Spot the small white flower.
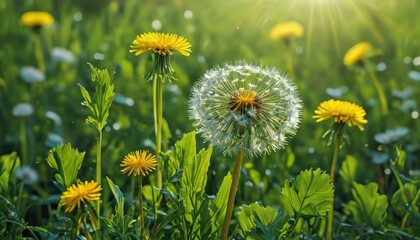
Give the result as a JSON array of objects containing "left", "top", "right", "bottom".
[
  {"left": 51, "top": 47, "right": 75, "bottom": 63},
  {"left": 12, "top": 103, "right": 34, "bottom": 117},
  {"left": 16, "top": 166, "right": 39, "bottom": 185},
  {"left": 19, "top": 66, "right": 45, "bottom": 83}
]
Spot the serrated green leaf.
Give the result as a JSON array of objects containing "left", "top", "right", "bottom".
[
  {"left": 237, "top": 203, "right": 290, "bottom": 240},
  {"left": 79, "top": 63, "right": 115, "bottom": 131},
  {"left": 46, "top": 143, "right": 85, "bottom": 189},
  {"left": 344, "top": 182, "right": 388, "bottom": 228},
  {"left": 280, "top": 168, "right": 334, "bottom": 217}
]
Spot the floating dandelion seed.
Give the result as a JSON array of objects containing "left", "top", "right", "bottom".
[
  {"left": 60, "top": 180, "right": 102, "bottom": 213},
  {"left": 189, "top": 61, "right": 302, "bottom": 157}
]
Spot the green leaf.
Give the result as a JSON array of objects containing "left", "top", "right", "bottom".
[
  {"left": 143, "top": 184, "right": 162, "bottom": 209},
  {"left": 344, "top": 182, "right": 388, "bottom": 228},
  {"left": 46, "top": 143, "right": 85, "bottom": 189},
  {"left": 339, "top": 155, "right": 358, "bottom": 192},
  {"left": 211, "top": 172, "right": 232, "bottom": 229},
  {"left": 79, "top": 63, "right": 115, "bottom": 131},
  {"left": 162, "top": 131, "right": 196, "bottom": 186},
  {"left": 280, "top": 168, "right": 334, "bottom": 217},
  {"left": 237, "top": 203, "right": 290, "bottom": 240},
  {"left": 0, "top": 152, "right": 20, "bottom": 197},
  {"left": 106, "top": 177, "right": 123, "bottom": 207},
  {"left": 391, "top": 183, "right": 419, "bottom": 216}
]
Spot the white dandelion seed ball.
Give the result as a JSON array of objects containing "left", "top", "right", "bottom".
[{"left": 188, "top": 61, "right": 302, "bottom": 157}]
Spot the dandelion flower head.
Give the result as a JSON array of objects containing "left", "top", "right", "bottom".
[
  {"left": 343, "top": 42, "right": 371, "bottom": 66},
  {"left": 189, "top": 61, "right": 302, "bottom": 157},
  {"left": 129, "top": 32, "right": 191, "bottom": 57},
  {"left": 129, "top": 32, "right": 191, "bottom": 82},
  {"left": 121, "top": 150, "right": 157, "bottom": 176},
  {"left": 270, "top": 21, "right": 304, "bottom": 40},
  {"left": 20, "top": 11, "right": 54, "bottom": 28},
  {"left": 313, "top": 99, "right": 368, "bottom": 131},
  {"left": 60, "top": 180, "right": 101, "bottom": 212}
]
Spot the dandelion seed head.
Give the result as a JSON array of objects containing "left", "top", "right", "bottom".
[
  {"left": 16, "top": 166, "right": 39, "bottom": 185},
  {"left": 189, "top": 61, "right": 302, "bottom": 157}
]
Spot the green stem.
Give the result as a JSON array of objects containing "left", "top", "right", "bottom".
[
  {"left": 34, "top": 32, "right": 45, "bottom": 73},
  {"left": 17, "top": 182, "right": 25, "bottom": 218},
  {"left": 221, "top": 149, "right": 243, "bottom": 240},
  {"left": 20, "top": 119, "right": 28, "bottom": 165},
  {"left": 285, "top": 40, "right": 294, "bottom": 77},
  {"left": 364, "top": 62, "right": 388, "bottom": 115},
  {"left": 327, "top": 127, "right": 342, "bottom": 240},
  {"left": 95, "top": 130, "right": 102, "bottom": 237},
  {"left": 139, "top": 175, "right": 144, "bottom": 236},
  {"left": 153, "top": 74, "right": 163, "bottom": 188}
]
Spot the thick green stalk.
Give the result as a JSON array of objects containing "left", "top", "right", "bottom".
[
  {"left": 327, "top": 126, "right": 342, "bottom": 240},
  {"left": 34, "top": 32, "right": 45, "bottom": 73},
  {"left": 364, "top": 62, "right": 388, "bottom": 115},
  {"left": 95, "top": 130, "right": 102, "bottom": 236},
  {"left": 138, "top": 175, "right": 144, "bottom": 236},
  {"left": 221, "top": 149, "right": 243, "bottom": 240},
  {"left": 153, "top": 74, "right": 163, "bottom": 188}
]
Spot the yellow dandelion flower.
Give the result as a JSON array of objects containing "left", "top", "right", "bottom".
[
  {"left": 121, "top": 150, "right": 157, "bottom": 176},
  {"left": 20, "top": 11, "right": 54, "bottom": 28},
  {"left": 270, "top": 21, "right": 304, "bottom": 40},
  {"left": 313, "top": 99, "right": 368, "bottom": 131},
  {"left": 343, "top": 42, "right": 371, "bottom": 65},
  {"left": 60, "top": 181, "right": 101, "bottom": 213},
  {"left": 129, "top": 32, "right": 192, "bottom": 57},
  {"left": 129, "top": 32, "right": 191, "bottom": 82}
]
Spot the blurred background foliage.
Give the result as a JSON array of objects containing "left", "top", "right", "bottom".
[{"left": 1, "top": 0, "right": 419, "bottom": 226}]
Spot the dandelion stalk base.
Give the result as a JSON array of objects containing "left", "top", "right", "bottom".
[{"left": 221, "top": 149, "right": 243, "bottom": 240}]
